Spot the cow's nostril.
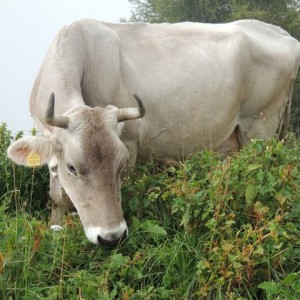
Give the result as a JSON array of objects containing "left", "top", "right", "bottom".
[{"left": 97, "top": 230, "right": 127, "bottom": 248}]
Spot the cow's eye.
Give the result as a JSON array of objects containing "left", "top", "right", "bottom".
[{"left": 67, "top": 164, "right": 77, "bottom": 176}]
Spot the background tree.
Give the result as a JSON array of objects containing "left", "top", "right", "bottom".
[
  {"left": 128, "top": 0, "right": 300, "bottom": 38},
  {"left": 128, "top": 0, "right": 300, "bottom": 132},
  {"left": 129, "top": 0, "right": 232, "bottom": 23}
]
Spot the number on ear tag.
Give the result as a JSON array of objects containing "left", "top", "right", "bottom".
[{"left": 27, "top": 151, "right": 41, "bottom": 167}]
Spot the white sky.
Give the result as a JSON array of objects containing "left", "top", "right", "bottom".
[{"left": 0, "top": 0, "right": 132, "bottom": 134}]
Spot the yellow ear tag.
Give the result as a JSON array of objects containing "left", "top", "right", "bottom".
[{"left": 27, "top": 151, "right": 41, "bottom": 167}]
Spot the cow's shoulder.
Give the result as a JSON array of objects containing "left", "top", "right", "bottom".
[{"left": 57, "top": 19, "right": 119, "bottom": 43}]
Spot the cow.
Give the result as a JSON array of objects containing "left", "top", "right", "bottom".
[{"left": 7, "top": 19, "right": 300, "bottom": 246}]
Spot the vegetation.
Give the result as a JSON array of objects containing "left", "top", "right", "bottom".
[
  {"left": 0, "top": 124, "right": 49, "bottom": 216},
  {"left": 1, "top": 123, "right": 300, "bottom": 299},
  {"left": 128, "top": 0, "right": 300, "bottom": 38},
  {"left": 2, "top": 3, "right": 300, "bottom": 299},
  {"left": 128, "top": 0, "right": 300, "bottom": 134}
]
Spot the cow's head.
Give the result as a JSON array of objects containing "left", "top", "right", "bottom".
[{"left": 7, "top": 93, "right": 145, "bottom": 246}]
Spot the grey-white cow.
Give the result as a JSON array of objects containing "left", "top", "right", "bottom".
[{"left": 7, "top": 19, "right": 300, "bottom": 246}]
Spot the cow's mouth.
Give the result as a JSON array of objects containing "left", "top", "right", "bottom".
[{"left": 97, "top": 229, "right": 127, "bottom": 248}]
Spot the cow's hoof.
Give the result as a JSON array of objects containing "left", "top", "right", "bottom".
[{"left": 50, "top": 225, "right": 63, "bottom": 231}]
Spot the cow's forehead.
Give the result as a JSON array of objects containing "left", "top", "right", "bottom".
[
  {"left": 54, "top": 106, "right": 122, "bottom": 158},
  {"left": 68, "top": 106, "right": 102, "bottom": 125},
  {"left": 63, "top": 106, "right": 115, "bottom": 134}
]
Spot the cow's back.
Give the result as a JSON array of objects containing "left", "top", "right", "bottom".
[{"left": 30, "top": 19, "right": 300, "bottom": 159}]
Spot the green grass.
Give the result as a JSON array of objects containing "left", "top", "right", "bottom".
[{"left": 1, "top": 123, "right": 300, "bottom": 299}]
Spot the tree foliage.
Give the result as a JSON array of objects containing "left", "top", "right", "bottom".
[
  {"left": 129, "top": 0, "right": 232, "bottom": 23},
  {"left": 128, "top": 0, "right": 300, "bottom": 39}
]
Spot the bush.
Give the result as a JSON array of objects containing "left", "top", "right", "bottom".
[{"left": 1, "top": 126, "right": 300, "bottom": 299}]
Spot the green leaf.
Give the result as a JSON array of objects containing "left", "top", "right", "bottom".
[
  {"left": 140, "top": 220, "right": 167, "bottom": 237},
  {"left": 275, "top": 192, "right": 287, "bottom": 205},
  {"left": 281, "top": 272, "right": 299, "bottom": 284},
  {"left": 162, "top": 273, "right": 172, "bottom": 287},
  {"left": 258, "top": 281, "right": 279, "bottom": 294},
  {"left": 245, "top": 183, "right": 257, "bottom": 207},
  {"left": 253, "top": 246, "right": 264, "bottom": 256},
  {"left": 225, "top": 220, "right": 236, "bottom": 227},
  {"left": 109, "top": 254, "right": 129, "bottom": 271},
  {"left": 246, "top": 164, "right": 262, "bottom": 174},
  {"left": 205, "top": 217, "right": 216, "bottom": 230}
]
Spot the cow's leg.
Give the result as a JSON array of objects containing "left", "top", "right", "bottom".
[
  {"left": 217, "top": 126, "right": 241, "bottom": 155},
  {"left": 277, "top": 80, "right": 294, "bottom": 140},
  {"left": 48, "top": 173, "right": 66, "bottom": 227},
  {"left": 49, "top": 174, "right": 74, "bottom": 227},
  {"left": 47, "top": 157, "right": 74, "bottom": 227}
]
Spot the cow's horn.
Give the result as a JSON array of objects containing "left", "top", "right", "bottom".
[
  {"left": 44, "top": 93, "right": 69, "bottom": 129},
  {"left": 117, "top": 94, "right": 146, "bottom": 122}
]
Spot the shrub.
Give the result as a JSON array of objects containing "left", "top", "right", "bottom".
[
  {"left": 1, "top": 126, "right": 300, "bottom": 299},
  {"left": 122, "top": 135, "right": 300, "bottom": 298}
]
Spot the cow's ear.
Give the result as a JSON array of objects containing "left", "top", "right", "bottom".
[{"left": 7, "top": 135, "right": 53, "bottom": 166}]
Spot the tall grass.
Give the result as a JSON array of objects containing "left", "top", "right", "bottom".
[{"left": 1, "top": 123, "right": 300, "bottom": 299}]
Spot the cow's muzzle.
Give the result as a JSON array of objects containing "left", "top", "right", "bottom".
[
  {"left": 97, "top": 229, "right": 127, "bottom": 248},
  {"left": 85, "top": 220, "right": 128, "bottom": 246}
]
